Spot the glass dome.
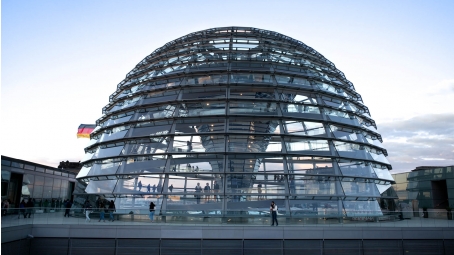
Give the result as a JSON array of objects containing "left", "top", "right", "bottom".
[{"left": 77, "top": 26, "right": 395, "bottom": 220}]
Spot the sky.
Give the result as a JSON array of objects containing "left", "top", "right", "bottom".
[{"left": 1, "top": 0, "right": 453, "bottom": 173}]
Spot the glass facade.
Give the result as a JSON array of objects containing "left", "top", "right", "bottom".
[
  {"left": 77, "top": 27, "right": 395, "bottom": 219},
  {"left": 392, "top": 166, "right": 454, "bottom": 209},
  {"left": 1, "top": 156, "right": 76, "bottom": 209}
]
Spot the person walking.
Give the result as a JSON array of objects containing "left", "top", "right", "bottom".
[
  {"left": 149, "top": 202, "right": 156, "bottom": 222},
  {"left": 108, "top": 200, "right": 116, "bottom": 222},
  {"left": 64, "top": 199, "right": 72, "bottom": 217},
  {"left": 98, "top": 202, "right": 106, "bottom": 222},
  {"left": 270, "top": 201, "right": 278, "bottom": 226},
  {"left": 84, "top": 200, "right": 92, "bottom": 222}
]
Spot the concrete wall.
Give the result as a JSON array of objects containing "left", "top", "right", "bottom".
[{"left": 2, "top": 225, "right": 454, "bottom": 255}]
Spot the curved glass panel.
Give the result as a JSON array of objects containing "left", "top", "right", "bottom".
[
  {"left": 343, "top": 200, "right": 382, "bottom": 217},
  {"left": 230, "top": 102, "right": 276, "bottom": 116},
  {"left": 101, "top": 113, "right": 134, "bottom": 128},
  {"left": 179, "top": 102, "right": 226, "bottom": 116},
  {"left": 175, "top": 118, "right": 225, "bottom": 134},
  {"left": 341, "top": 181, "right": 380, "bottom": 197},
  {"left": 87, "top": 160, "right": 122, "bottom": 176},
  {"left": 230, "top": 73, "right": 272, "bottom": 84},
  {"left": 76, "top": 166, "right": 91, "bottom": 179},
  {"left": 373, "top": 166, "right": 394, "bottom": 181},
  {"left": 141, "top": 90, "right": 179, "bottom": 106},
  {"left": 122, "top": 139, "right": 169, "bottom": 155},
  {"left": 92, "top": 145, "right": 124, "bottom": 159},
  {"left": 181, "top": 87, "right": 225, "bottom": 100},
  {"left": 338, "top": 160, "right": 377, "bottom": 178},
  {"left": 113, "top": 175, "right": 164, "bottom": 195},
  {"left": 116, "top": 156, "right": 167, "bottom": 175},
  {"left": 229, "top": 119, "right": 280, "bottom": 134},
  {"left": 284, "top": 121, "right": 325, "bottom": 136},
  {"left": 98, "top": 129, "right": 129, "bottom": 143},
  {"left": 85, "top": 179, "right": 118, "bottom": 194},
  {"left": 289, "top": 200, "right": 340, "bottom": 217},
  {"left": 230, "top": 87, "right": 274, "bottom": 100},
  {"left": 129, "top": 122, "right": 172, "bottom": 137}
]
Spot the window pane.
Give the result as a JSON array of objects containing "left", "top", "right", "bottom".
[
  {"left": 33, "top": 185, "right": 43, "bottom": 198},
  {"left": 53, "top": 178, "right": 62, "bottom": 188},
  {"left": 1, "top": 160, "right": 11, "bottom": 166},
  {"left": 35, "top": 176, "right": 45, "bottom": 186},
  {"left": 44, "top": 177, "right": 54, "bottom": 187}
]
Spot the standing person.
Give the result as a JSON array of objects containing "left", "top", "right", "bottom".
[
  {"left": 149, "top": 202, "right": 156, "bottom": 222},
  {"left": 1, "top": 199, "right": 9, "bottom": 216},
  {"left": 204, "top": 183, "right": 211, "bottom": 202},
  {"left": 257, "top": 183, "right": 263, "bottom": 200},
  {"left": 108, "top": 200, "right": 116, "bottom": 222},
  {"left": 195, "top": 183, "right": 202, "bottom": 204},
  {"left": 84, "top": 200, "right": 92, "bottom": 222},
  {"left": 147, "top": 184, "right": 151, "bottom": 193},
  {"left": 64, "top": 200, "right": 72, "bottom": 217},
  {"left": 1, "top": 200, "right": 6, "bottom": 216},
  {"left": 43, "top": 199, "right": 49, "bottom": 213},
  {"left": 270, "top": 201, "right": 278, "bottom": 226},
  {"left": 213, "top": 181, "right": 220, "bottom": 202},
  {"left": 19, "top": 199, "right": 26, "bottom": 219},
  {"left": 169, "top": 184, "right": 173, "bottom": 193},
  {"left": 152, "top": 184, "right": 156, "bottom": 193},
  {"left": 98, "top": 202, "right": 105, "bottom": 222},
  {"left": 138, "top": 180, "right": 143, "bottom": 191},
  {"left": 26, "top": 198, "right": 34, "bottom": 218}
]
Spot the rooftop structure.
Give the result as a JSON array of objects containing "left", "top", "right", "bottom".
[
  {"left": 392, "top": 165, "right": 454, "bottom": 212},
  {"left": 76, "top": 27, "right": 395, "bottom": 221}
]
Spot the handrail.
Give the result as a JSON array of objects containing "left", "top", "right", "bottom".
[{"left": 2, "top": 208, "right": 453, "bottom": 228}]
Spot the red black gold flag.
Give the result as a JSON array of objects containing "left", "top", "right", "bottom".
[{"left": 77, "top": 124, "right": 96, "bottom": 138}]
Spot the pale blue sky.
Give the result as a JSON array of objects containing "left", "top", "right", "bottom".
[{"left": 2, "top": 0, "right": 453, "bottom": 173}]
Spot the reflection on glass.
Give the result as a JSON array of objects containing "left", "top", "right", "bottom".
[
  {"left": 230, "top": 101, "right": 276, "bottom": 115},
  {"left": 229, "top": 119, "right": 279, "bottom": 134},
  {"left": 117, "top": 156, "right": 167, "bottom": 175},
  {"left": 85, "top": 179, "right": 118, "bottom": 194},
  {"left": 343, "top": 200, "right": 382, "bottom": 217},
  {"left": 341, "top": 181, "right": 380, "bottom": 197},
  {"left": 285, "top": 121, "right": 325, "bottom": 136},
  {"left": 285, "top": 138, "right": 329, "bottom": 152},
  {"left": 338, "top": 160, "right": 376, "bottom": 178}
]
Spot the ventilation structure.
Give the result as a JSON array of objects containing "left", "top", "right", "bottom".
[{"left": 76, "top": 27, "right": 395, "bottom": 220}]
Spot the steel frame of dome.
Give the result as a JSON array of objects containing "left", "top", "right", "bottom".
[{"left": 76, "top": 26, "right": 395, "bottom": 221}]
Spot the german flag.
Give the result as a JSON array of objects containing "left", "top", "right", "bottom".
[{"left": 77, "top": 124, "right": 96, "bottom": 138}]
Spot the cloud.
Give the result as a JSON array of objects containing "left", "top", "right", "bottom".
[
  {"left": 427, "top": 79, "right": 454, "bottom": 96},
  {"left": 378, "top": 113, "right": 454, "bottom": 173}
]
